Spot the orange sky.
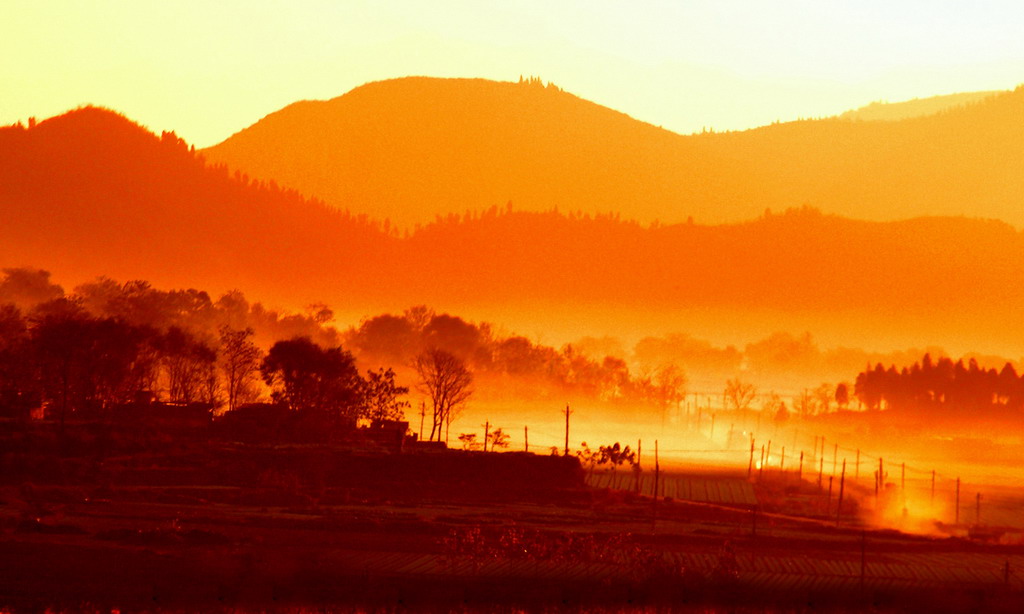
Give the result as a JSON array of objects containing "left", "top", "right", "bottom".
[{"left": 4, "top": 1, "right": 1024, "bottom": 147}]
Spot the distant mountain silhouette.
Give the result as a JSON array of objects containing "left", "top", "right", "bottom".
[
  {"left": 203, "top": 77, "right": 1024, "bottom": 228},
  {"left": 836, "top": 91, "right": 1001, "bottom": 122},
  {"left": 5, "top": 107, "right": 1024, "bottom": 354},
  {"left": 0, "top": 107, "right": 390, "bottom": 303}
]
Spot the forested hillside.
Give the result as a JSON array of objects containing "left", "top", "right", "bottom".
[{"left": 204, "top": 77, "right": 1024, "bottom": 227}]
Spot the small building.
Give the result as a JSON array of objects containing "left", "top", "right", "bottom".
[{"left": 360, "top": 419, "right": 411, "bottom": 452}]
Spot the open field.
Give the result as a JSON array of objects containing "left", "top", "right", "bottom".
[{"left": 2, "top": 421, "right": 1024, "bottom": 612}]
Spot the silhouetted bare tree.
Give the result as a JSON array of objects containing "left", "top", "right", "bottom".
[
  {"left": 161, "top": 327, "right": 216, "bottom": 405},
  {"left": 414, "top": 348, "right": 472, "bottom": 442},
  {"left": 219, "top": 325, "right": 262, "bottom": 413},
  {"left": 653, "top": 363, "right": 687, "bottom": 426},
  {"left": 724, "top": 378, "right": 757, "bottom": 412},
  {"left": 0, "top": 304, "right": 37, "bottom": 419},
  {"left": 813, "top": 383, "right": 834, "bottom": 415}
]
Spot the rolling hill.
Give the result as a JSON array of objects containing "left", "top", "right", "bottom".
[
  {"left": 836, "top": 91, "right": 1001, "bottom": 121},
  {"left": 202, "top": 77, "right": 1024, "bottom": 228},
  {"left": 4, "top": 106, "right": 1024, "bottom": 355},
  {"left": 0, "top": 107, "right": 392, "bottom": 307}
]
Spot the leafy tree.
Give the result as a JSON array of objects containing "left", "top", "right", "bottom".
[
  {"left": 349, "top": 314, "right": 419, "bottom": 363},
  {"left": 260, "top": 337, "right": 364, "bottom": 423},
  {"left": 458, "top": 432, "right": 481, "bottom": 450},
  {"left": 598, "top": 442, "right": 637, "bottom": 472},
  {"left": 576, "top": 442, "right": 600, "bottom": 475},
  {"left": 31, "top": 303, "right": 157, "bottom": 425},
  {"left": 422, "top": 314, "right": 488, "bottom": 365},
  {"left": 0, "top": 304, "right": 38, "bottom": 418},
  {"left": 487, "top": 427, "right": 510, "bottom": 450},
  {"left": 852, "top": 354, "right": 1023, "bottom": 415},
  {"left": 31, "top": 306, "right": 91, "bottom": 428},
  {"left": 0, "top": 268, "right": 63, "bottom": 311},
  {"left": 774, "top": 401, "right": 790, "bottom": 424},
  {"left": 835, "top": 382, "right": 850, "bottom": 410},
  {"left": 362, "top": 367, "right": 410, "bottom": 421}
]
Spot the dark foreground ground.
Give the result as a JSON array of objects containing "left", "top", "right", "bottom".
[{"left": 2, "top": 420, "right": 1024, "bottom": 613}]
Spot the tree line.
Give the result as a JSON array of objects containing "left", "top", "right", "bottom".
[
  {"left": 0, "top": 269, "right": 415, "bottom": 428},
  {"left": 0, "top": 268, "right": 694, "bottom": 433},
  {"left": 346, "top": 308, "right": 687, "bottom": 408},
  {"left": 854, "top": 354, "right": 1024, "bottom": 414},
  {"left": 2, "top": 299, "right": 394, "bottom": 414}
]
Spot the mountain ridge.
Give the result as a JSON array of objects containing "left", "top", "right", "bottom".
[
  {"left": 202, "top": 77, "right": 1024, "bottom": 229},
  {"left": 4, "top": 105, "right": 1024, "bottom": 355},
  {"left": 836, "top": 91, "right": 1001, "bottom": 122}
]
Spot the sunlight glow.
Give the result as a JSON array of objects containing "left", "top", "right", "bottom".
[{"left": 4, "top": 1, "right": 1024, "bottom": 146}]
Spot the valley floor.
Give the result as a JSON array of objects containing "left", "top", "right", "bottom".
[{"left": 1, "top": 424, "right": 1023, "bottom": 612}]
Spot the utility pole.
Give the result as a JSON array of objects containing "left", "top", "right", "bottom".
[
  {"left": 524, "top": 426, "right": 528, "bottom": 452},
  {"left": 636, "top": 439, "right": 642, "bottom": 495},
  {"left": 818, "top": 455, "right": 824, "bottom": 488},
  {"left": 955, "top": 477, "right": 961, "bottom": 524},
  {"left": 563, "top": 403, "right": 572, "bottom": 456},
  {"left": 827, "top": 476, "right": 834, "bottom": 513},
  {"left": 780, "top": 447, "right": 786, "bottom": 473},
  {"left": 798, "top": 451, "right": 804, "bottom": 480},
  {"left": 748, "top": 437, "right": 755, "bottom": 478},
  {"left": 654, "top": 440, "right": 660, "bottom": 500},
  {"left": 419, "top": 400, "right": 426, "bottom": 441},
  {"left": 836, "top": 459, "right": 846, "bottom": 527},
  {"left": 759, "top": 444, "right": 765, "bottom": 480},
  {"left": 901, "top": 462, "right": 906, "bottom": 510},
  {"left": 653, "top": 440, "right": 661, "bottom": 527},
  {"left": 483, "top": 420, "right": 490, "bottom": 453}
]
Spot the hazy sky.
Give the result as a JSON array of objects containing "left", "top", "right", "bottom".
[{"left": 5, "top": 1, "right": 1024, "bottom": 146}]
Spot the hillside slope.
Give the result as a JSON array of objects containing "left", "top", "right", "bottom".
[
  {"left": 202, "top": 77, "right": 1024, "bottom": 228},
  {"left": 836, "top": 91, "right": 1000, "bottom": 121},
  {"left": 4, "top": 108, "right": 1024, "bottom": 353},
  {"left": 0, "top": 107, "right": 391, "bottom": 305}
]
